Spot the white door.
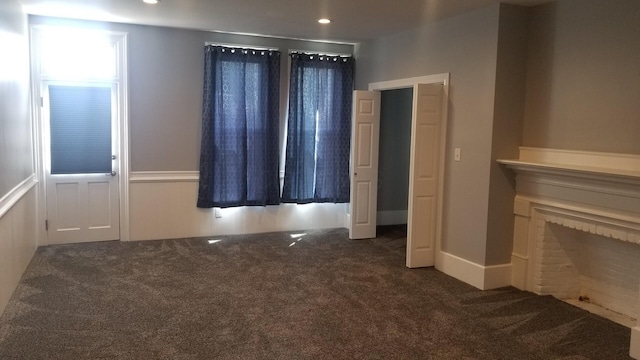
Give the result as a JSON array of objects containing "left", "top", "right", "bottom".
[
  {"left": 349, "top": 90, "right": 381, "bottom": 239},
  {"left": 406, "top": 84, "right": 443, "bottom": 267},
  {"left": 44, "top": 83, "right": 120, "bottom": 245}
]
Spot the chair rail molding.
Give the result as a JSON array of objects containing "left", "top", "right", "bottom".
[
  {"left": 129, "top": 171, "right": 200, "bottom": 183},
  {"left": 0, "top": 175, "right": 37, "bottom": 219}
]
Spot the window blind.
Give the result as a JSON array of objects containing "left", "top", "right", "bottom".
[{"left": 49, "top": 85, "right": 112, "bottom": 174}]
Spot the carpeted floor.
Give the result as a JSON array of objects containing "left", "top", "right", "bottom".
[{"left": 0, "top": 226, "right": 632, "bottom": 359}]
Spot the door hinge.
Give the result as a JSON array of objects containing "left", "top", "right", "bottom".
[
  {"left": 41, "top": 97, "right": 44, "bottom": 107},
  {"left": 45, "top": 219, "right": 48, "bottom": 231}
]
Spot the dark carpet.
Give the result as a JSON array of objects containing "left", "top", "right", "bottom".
[{"left": 0, "top": 226, "right": 632, "bottom": 359}]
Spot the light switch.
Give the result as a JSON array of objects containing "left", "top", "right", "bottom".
[
  {"left": 454, "top": 148, "right": 461, "bottom": 162},
  {"left": 214, "top": 208, "right": 222, "bottom": 218}
]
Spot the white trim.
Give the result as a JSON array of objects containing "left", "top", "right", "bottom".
[
  {"left": 205, "top": 42, "right": 279, "bottom": 51},
  {"left": 129, "top": 181, "right": 348, "bottom": 241},
  {"left": 129, "top": 171, "right": 200, "bottom": 183},
  {"left": 499, "top": 147, "right": 640, "bottom": 184},
  {"left": 519, "top": 147, "right": 640, "bottom": 169},
  {"left": 288, "top": 49, "right": 353, "bottom": 57},
  {"left": 483, "top": 263, "right": 513, "bottom": 290},
  {"left": 512, "top": 199, "right": 640, "bottom": 293},
  {"left": 517, "top": 195, "right": 640, "bottom": 226},
  {"left": 437, "top": 251, "right": 512, "bottom": 290},
  {"left": 0, "top": 175, "right": 37, "bottom": 219},
  {"left": 498, "top": 160, "right": 640, "bottom": 186},
  {"left": 367, "top": 73, "right": 450, "bottom": 268},
  {"left": 631, "top": 327, "right": 640, "bottom": 359},
  {"left": 29, "top": 25, "right": 47, "bottom": 248},
  {"left": 368, "top": 74, "right": 449, "bottom": 92},
  {"left": 209, "top": 29, "right": 356, "bottom": 46},
  {"left": 118, "top": 32, "right": 130, "bottom": 242},
  {"left": 376, "top": 210, "right": 407, "bottom": 225},
  {"left": 510, "top": 253, "right": 529, "bottom": 290}
]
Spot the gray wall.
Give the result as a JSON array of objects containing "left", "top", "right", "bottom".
[
  {"left": 356, "top": 5, "right": 500, "bottom": 264},
  {"left": 0, "top": 0, "right": 38, "bottom": 318},
  {"left": 485, "top": 4, "right": 529, "bottom": 265},
  {"left": 30, "top": 16, "right": 354, "bottom": 172},
  {"left": 378, "top": 88, "right": 412, "bottom": 213},
  {"left": 0, "top": 0, "right": 32, "bottom": 197},
  {"left": 523, "top": 0, "right": 640, "bottom": 154},
  {"left": 358, "top": 0, "right": 640, "bottom": 267}
]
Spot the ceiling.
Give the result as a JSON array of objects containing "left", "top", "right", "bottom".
[{"left": 19, "top": 0, "right": 551, "bottom": 44}]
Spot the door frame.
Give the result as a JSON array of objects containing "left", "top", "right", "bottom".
[
  {"left": 30, "top": 26, "right": 130, "bottom": 245},
  {"left": 368, "top": 73, "right": 450, "bottom": 267}
]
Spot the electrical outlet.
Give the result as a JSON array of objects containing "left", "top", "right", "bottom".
[
  {"left": 214, "top": 208, "right": 222, "bottom": 218},
  {"left": 454, "top": 148, "right": 461, "bottom": 162}
]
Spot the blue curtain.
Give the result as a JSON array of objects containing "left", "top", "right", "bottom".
[
  {"left": 282, "top": 53, "right": 355, "bottom": 204},
  {"left": 197, "top": 46, "right": 281, "bottom": 208}
]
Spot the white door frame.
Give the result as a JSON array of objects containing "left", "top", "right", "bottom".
[
  {"left": 368, "top": 73, "right": 450, "bottom": 266},
  {"left": 29, "top": 26, "right": 130, "bottom": 245}
]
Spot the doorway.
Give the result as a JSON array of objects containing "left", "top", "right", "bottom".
[
  {"left": 377, "top": 88, "right": 413, "bottom": 227},
  {"left": 350, "top": 74, "right": 449, "bottom": 268},
  {"left": 31, "top": 26, "right": 129, "bottom": 245}
]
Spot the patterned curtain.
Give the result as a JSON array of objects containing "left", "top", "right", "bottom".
[
  {"left": 197, "top": 46, "right": 281, "bottom": 208},
  {"left": 282, "top": 53, "right": 355, "bottom": 204}
]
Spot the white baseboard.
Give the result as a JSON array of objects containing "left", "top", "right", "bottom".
[
  {"left": 510, "top": 253, "right": 529, "bottom": 290},
  {"left": 376, "top": 210, "right": 407, "bottom": 225},
  {"left": 483, "top": 262, "right": 513, "bottom": 290},
  {"left": 631, "top": 327, "right": 640, "bottom": 359},
  {"left": 436, "top": 251, "right": 512, "bottom": 290}
]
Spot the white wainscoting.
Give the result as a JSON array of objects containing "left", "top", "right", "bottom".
[
  {"left": 0, "top": 178, "right": 37, "bottom": 316},
  {"left": 129, "top": 171, "right": 349, "bottom": 241}
]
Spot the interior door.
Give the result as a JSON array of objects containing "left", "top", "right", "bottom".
[
  {"left": 44, "top": 83, "right": 120, "bottom": 245},
  {"left": 349, "top": 90, "right": 381, "bottom": 239},
  {"left": 406, "top": 84, "right": 443, "bottom": 267}
]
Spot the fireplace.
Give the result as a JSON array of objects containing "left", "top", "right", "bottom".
[
  {"left": 499, "top": 147, "right": 640, "bottom": 358},
  {"left": 533, "top": 210, "right": 640, "bottom": 320}
]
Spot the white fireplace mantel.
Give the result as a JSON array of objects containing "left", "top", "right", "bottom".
[
  {"left": 498, "top": 147, "right": 640, "bottom": 359},
  {"left": 499, "top": 147, "right": 640, "bottom": 184}
]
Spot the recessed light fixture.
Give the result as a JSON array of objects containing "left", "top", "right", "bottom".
[
  {"left": 143, "top": 0, "right": 159, "bottom": 4},
  {"left": 318, "top": 18, "right": 331, "bottom": 24}
]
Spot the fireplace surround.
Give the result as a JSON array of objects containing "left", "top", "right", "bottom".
[{"left": 499, "top": 147, "right": 640, "bottom": 358}]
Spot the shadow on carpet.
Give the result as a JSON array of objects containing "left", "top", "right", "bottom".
[{"left": 0, "top": 227, "right": 632, "bottom": 359}]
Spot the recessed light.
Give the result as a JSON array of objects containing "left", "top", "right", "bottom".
[
  {"left": 318, "top": 18, "right": 331, "bottom": 24},
  {"left": 143, "top": 0, "right": 159, "bottom": 4}
]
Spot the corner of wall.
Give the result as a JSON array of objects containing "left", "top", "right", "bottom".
[
  {"left": 437, "top": 250, "right": 512, "bottom": 290},
  {"left": 631, "top": 327, "right": 640, "bottom": 359},
  {"left": 485, "top": 2, "right": 530, "bottom": 266}
]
